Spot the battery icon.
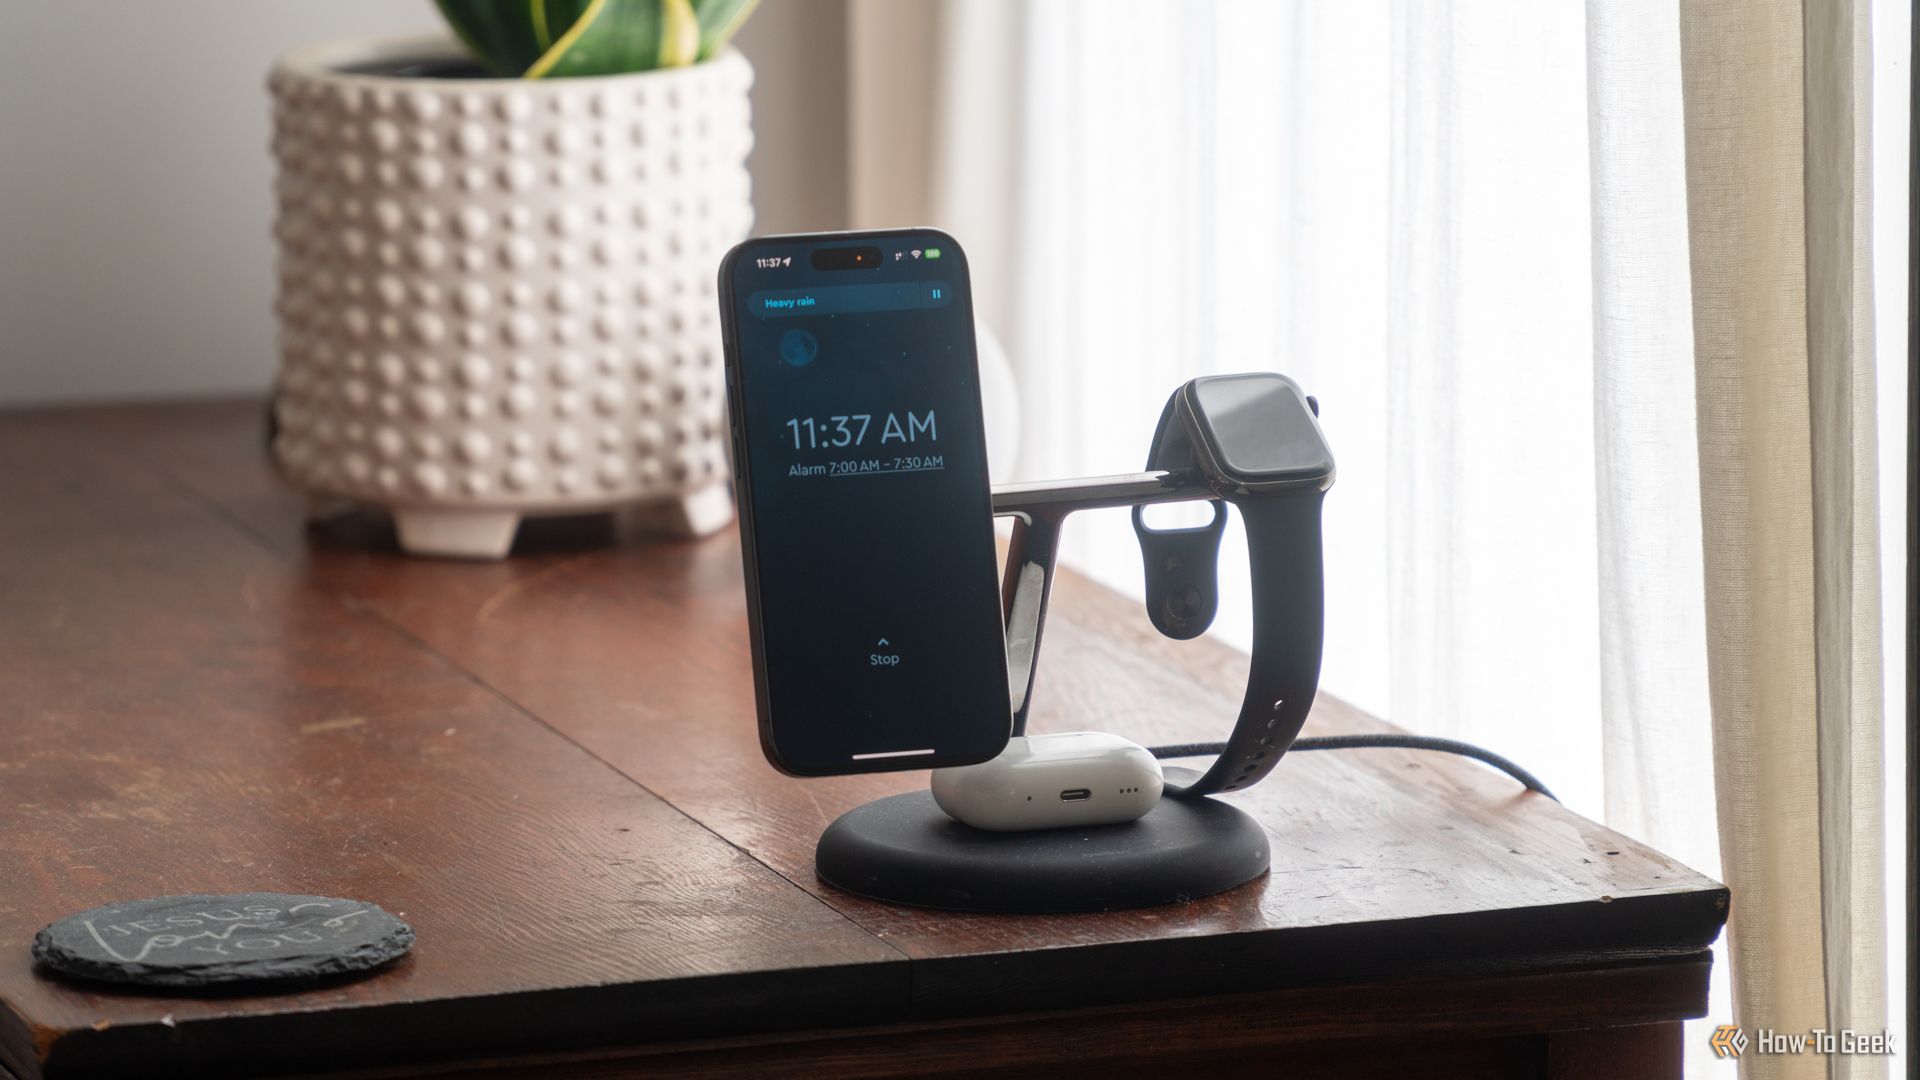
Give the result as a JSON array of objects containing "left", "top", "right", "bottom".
[{"left": 923, "top": 247, "right": 942, "bottom": 259}]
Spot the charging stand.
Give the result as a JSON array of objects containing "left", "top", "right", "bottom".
[{"left": 814, "top": 468, "right": 1275, "bottom": 914}]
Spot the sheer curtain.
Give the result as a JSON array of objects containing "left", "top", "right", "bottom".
[
  {"left": 1001, "top": 2, "right": 1706, "bottom": 839},
  {"left": 849, "top": 1, "right": 1906, "bottom": 1075}
]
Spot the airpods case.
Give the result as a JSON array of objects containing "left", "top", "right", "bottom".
[{"left": 930, "top": 732, "right": 1164, "bottom": 832}]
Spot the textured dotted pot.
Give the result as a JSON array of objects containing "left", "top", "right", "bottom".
[{"left": 267, "top": 36, "right": 751, "bottom": 558}]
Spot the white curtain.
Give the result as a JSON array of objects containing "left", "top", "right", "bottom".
[
  {"left": 993, "top": 1, "right": 1713, "bottom": 840},
  {"left": 848, "top": 2, "right": 1905, "bottom": 1075},
  {"left": 1679, "top": 1, "right": 1887, "bottom": 1076},
  {"left": 1587, "top": 0, "right": 1720, "bottom": 882}
]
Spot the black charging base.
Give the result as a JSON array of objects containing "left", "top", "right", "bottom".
[{"left": 814, "top": 791, "right": 1270, "bottom": 914}]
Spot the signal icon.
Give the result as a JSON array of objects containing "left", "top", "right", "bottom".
[{"left": 910, "top": 249, "right": 922, "bottom": 259}]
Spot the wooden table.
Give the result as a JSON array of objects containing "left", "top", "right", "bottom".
[{"left": 0, "top": 401, "right": 1727, "bottom": 1079}]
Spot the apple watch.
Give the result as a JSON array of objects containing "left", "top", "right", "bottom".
[{"left": 1132, "top": 372, "right": 1334, "bottom": 798}]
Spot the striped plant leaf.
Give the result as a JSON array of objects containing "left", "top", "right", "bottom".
[
  {"left": 692, "top": 0, "right": 761, "bottom": 59},
  {"left": 529, "top": 0, "right": 601, "bottom": 54},
  {"left": 526, "top": 0, "right": 701, "bottom": 79},
  {"left": 431, "top": 0, "right": 545, "bottom": 75},
  {"left": 436, "top": 0, "right": 733, "bottom": 78}
]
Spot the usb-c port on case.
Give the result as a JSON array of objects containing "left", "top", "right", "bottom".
[{"left": 1059, "top": 788, "right": 1092, "bottom": 802}]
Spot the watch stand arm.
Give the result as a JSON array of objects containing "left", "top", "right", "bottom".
[{"left": 991, "top": 468, "right": 1213, "bottom": 736}]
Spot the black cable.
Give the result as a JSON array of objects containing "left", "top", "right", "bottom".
[{"left": 1147, "top": 734, "right": 1558, "bottom": 801}]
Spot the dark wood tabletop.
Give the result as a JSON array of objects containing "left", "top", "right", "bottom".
[{"left": 0, "top": 400, "right": 1727, "bottom": 1079}]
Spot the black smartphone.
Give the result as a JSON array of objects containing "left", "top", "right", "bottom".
[{"left": 718, "top": 229, "right": 1012, "bottom": 776}]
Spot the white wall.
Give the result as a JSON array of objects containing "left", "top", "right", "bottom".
[{"left": 0, "top": 0, "right": 849, "bottom": 406}]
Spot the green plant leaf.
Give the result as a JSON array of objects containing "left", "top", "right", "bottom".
[
  {"left": 692, "top": 0, "right": 760, "bottom": 59},
  {"left": 525, "top": 0, "right": 703, "bottom": 78},
  {"left": 434, "top": 0, "right": 599, "bottom": 76},
  {"left": 432, "top": 0, "right": 545, "bottom": 75},
  {"left": 533, "top": 0, "right": 600, "bottom": 52},
  {"left": 659, "top": 0, "right": 702, "bottom": 66}
]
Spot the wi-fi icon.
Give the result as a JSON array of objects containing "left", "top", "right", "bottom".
[{"left": 910, "top": 250, "right": 922, "bottom": 259}]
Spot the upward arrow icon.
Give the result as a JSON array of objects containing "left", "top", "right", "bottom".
[{"left": 876, "top": 638, "right": 889, "bottom": 646}]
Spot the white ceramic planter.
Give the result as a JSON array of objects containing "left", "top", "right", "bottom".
[{"left": 267, "top": 36, "right": 752, "bottom": 557}]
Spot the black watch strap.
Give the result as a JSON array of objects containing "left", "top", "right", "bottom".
[
  {"left": 1134, "top": 390, "right": 1327, "bottom": 799},
  {"left": 1161, "top": 496, "right": 1324, "bottom": 796}
]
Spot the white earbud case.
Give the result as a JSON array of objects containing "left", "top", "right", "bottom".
[{"left": 930, "top": 732, "right": 1164, "bottom": 832}]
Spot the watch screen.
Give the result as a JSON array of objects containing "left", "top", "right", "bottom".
[
  {"left": 724, "top": 234, "right": 1011, "bottom": 773},
  {"left": 1190, "top": 373, "right": 1335, "bottom": 482}
]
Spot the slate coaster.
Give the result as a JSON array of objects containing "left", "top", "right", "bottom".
[{"left": 32, "top": 893, "right": 413, "bottom": 989}]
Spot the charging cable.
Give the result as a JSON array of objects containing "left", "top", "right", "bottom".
[{"left": 1147, "top": 734, "right": 1558, "bottom": 801}]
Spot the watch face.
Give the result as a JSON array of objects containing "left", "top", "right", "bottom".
[{"left": 1186, "top": 373, "right": 1334, "bottom": 485}]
